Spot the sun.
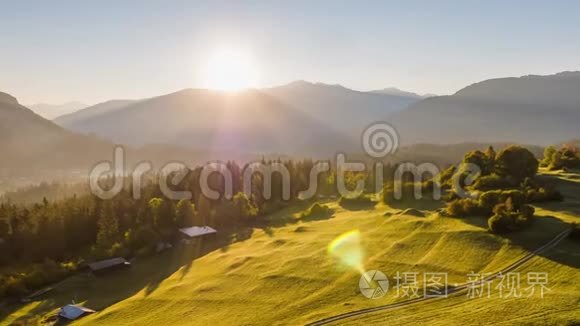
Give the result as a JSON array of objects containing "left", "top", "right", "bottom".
[{"left": 202, "top": 48, "right": 260, "bottom": 91}]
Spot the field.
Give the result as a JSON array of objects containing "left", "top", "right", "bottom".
[{"left": 2, "top": 171, "right": 579, "bottom": 325}]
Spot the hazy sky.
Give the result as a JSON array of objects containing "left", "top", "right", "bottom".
[{"left": 2, "top": 0, "right": 580, "bottom": 104}]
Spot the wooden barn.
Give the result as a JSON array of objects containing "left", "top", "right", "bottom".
[
  {"left": 178, "top": 226, "right": 217, "bottom": 245},
  {"left": 88, "top": 257, "right": 131, "bottom": 275}
]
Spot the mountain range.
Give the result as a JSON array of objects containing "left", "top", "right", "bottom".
[
  {"left": 2, "top": 72, "right": 580, "bottom": 173},
  {"left": 370, "top": 87, "right": 434, "bottom": 98},
  {"left": 55, "top": 88, "right": 357, "bottom": 156},
  {"left": 389, "top": 72, "right": 580, "bottom": 145},
  {"left": 0, "top": 92, "right": 110, "bottom": 170},
  {"left": 53, "top": 81, "right": 423, "bottom": 153}
]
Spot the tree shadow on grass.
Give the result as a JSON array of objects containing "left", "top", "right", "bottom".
[
  {"left": 534, "top": 174, "right": 580, "bottom": 216},
  {"left": 257, "top": 199, "right": 315, "bottom": 228},
  {"left": 386, "top": 198, "right": 445, "bottom": 211},
  {"left": 456, "top": 213, "right": 579, "bottom": 269},
  {"left": 0, "top": 199, "right": 335, "bottom": 323},
  {"left": 0, "top": 228, "right": 247, "bottom": 324},
  {"left": 502, "top": 214, "right": 579, "bottom": 269},
  {"left": 338, "top": 200, "right": 376, "bottom": 211}
]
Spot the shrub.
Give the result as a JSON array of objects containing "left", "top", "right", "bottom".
[
  {"left": 24, "top": 269, "right": 49, "bottom": 289},
  {"left": 488, "top": 201, "right": 534, "bottom": 234},
  {"left": 445, "top": 198, "right": 485, "bottom": 217},
  {"left": 478, "top": 190, "right": 525, "bottom": 212},
  {"left": 125, "top": 225, "right": 160, "bottom": 252},
  {"left": 300, "top": 203, "right": 333, "bottom": 220},
  {"left": 437, "top": 165, "right": 456, "bottom": 189},
  {"left": 0, "top": 258, "right": 79, "bottom": 298},
  {"left": 525, "top": 186, "right": 563, "bottom": 202},
  {"left": 442, "top": 191, "right": 460, "bottom": 202},
  {"left": 545, "top": 145, "right": 580, "bottom": 170},
  {"left": 540, "top": 146, "right": 557, "bottom": 167},
  {"left": 472, "top": 174, "right": 512, "bottom": 191},
  {"left": 462, "top": 150, "right": 494, "bottom": 175},
  {"left": 488, "top": 210, "right": 513, "bottom": 233},
  {"left": 383, "top": 182, "right": 437, "bottom": 204},
  {"left": 60, "top": 261, "right": 78, "bottom": 273},
  {"left": 421, "top": 180, "right": 438, "bottom": 194},
  {"left": 260, "top": 200, "right": 285, "bottom": 215},
  {"left": 233, "top": 192, "right": 258, "bottom": 221},
  {"left": 2, "top": 276, "right": 28, "bottom": 297},
  {"left": 24, "top": 259, "right": 68, "bottom": 289}
]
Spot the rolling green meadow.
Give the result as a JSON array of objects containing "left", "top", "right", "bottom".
[{"left": 3, "top": 169, "right": 578, "bottom": 325}]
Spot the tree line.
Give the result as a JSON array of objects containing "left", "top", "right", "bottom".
[{"left": 0, "top": 158, "right": 404, "bottom": 297}]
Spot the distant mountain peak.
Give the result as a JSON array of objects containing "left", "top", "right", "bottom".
[
  {"left": 283, "top": 80, "right": 350, "bottom": 90},
  {"left": 370, "top": 87, "right": 431, "bottom": 99},
  {"left": 0, "top": 91, "right": 19, "bottom": 105},
  {"left": 315, "top": 82, "right": 349, "bottom": 89},
  {"left": 455, "top": 71, "right": 580, "bottom": 98},
  {"left": 286, "top": 80, "right": 313, "bottom": 86},
  {"left": 550, "top": 71, "right": 580, "bottom": 78}
]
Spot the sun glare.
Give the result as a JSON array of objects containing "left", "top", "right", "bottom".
[{"left": 202, "top": 48, "right": 260, "bottom": 91}]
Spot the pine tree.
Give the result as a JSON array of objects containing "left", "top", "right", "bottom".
[
  {"left": 175, "top": 199, "right": 195, "bottom": 228},
  {"left": 197, "top": 195, "right": 211, "bottom": 226},
  {"left": 96, "top": 202, "right": 119, "bottom": 252},
  {"left": 148, "top": 197, "right": 164, "bottom": 228}
]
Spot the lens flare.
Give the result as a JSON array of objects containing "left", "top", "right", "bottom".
[{"left": 327, "top": 230, "right": 365, "bottom": 274}]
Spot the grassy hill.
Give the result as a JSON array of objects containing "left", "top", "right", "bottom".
[{"left": 2, "top": 172, "right": 579, "bottom": 325}]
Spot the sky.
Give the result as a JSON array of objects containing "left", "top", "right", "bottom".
[{"left": 1, "top": 0, "right": 580, "bottom": 105}]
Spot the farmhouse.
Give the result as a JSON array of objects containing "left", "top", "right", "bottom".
[
  {"left": 88, "top": 257, "right": 131, "bottom": 274},
  {"left": 178, "top": 226, "right": 217, "bottom": 244},
  {"left": 58, "top": 304, "right": 95, "bottom": 320}
]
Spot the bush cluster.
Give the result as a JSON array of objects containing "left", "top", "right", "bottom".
[
  {"left": 382, "top": 181, "right": 438, "bottom": 204},
  {"left": 472, "top": 174, "right": 513, "bottom": 191},
  {"left": 488, "top": 199, "right": 535, "bottom": 233},
  {"left": 441, "top": 145, "right": 565, "bottom": 234},
  {"left": 541, "top": 145, "right": 580, "bottom": 171},
  {"left": 299, "top": 203, "right": 333, "bottom": 219},
  {"left": 0, "top": 259, "right": 77, "bottom": 297},
  {"left": 524, "top": 186, "right": 563, "bottom": 202},
  {"left": 446, "top": 189, "right": 526, "bottom": 217},
  {"left": 445, "top": 198, "right": 485, "bottom": 217}
]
